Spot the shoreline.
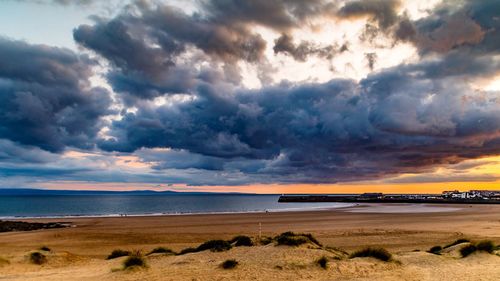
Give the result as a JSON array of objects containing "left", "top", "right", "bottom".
[
  {"left": 0, "top": 204, "right": 353, "bottom": 220},
  {"left": 0, "top": 202, "right": 470, "bottom": 220}
]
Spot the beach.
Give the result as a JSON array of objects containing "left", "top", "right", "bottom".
[{"left": 0, "top": 204, "right": 499, "bottom": 280}]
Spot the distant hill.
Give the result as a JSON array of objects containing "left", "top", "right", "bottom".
[{"left": 0, "top": 188, "right": 255, "bottom": 196}]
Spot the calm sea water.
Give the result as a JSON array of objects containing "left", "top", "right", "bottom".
[{"left": 0, "top": 195, "right": 351, "bottom": 218}]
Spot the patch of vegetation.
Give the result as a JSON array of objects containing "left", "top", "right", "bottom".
[
  {"left": 197, "top": 240, "right": 232, "bottom": 252},
  {"left": 147, "top": 247, "right": 174, "bottom": 255},
  {"left": 259, "top": 236, "right": 273, "bottom": 245},
  {"left": 107, "top": 249, "right": 131, "bottom": 260},
  {"left": 178, "top": 239, "right": 232, "bottom": 255},
  {"left": 349, "top": 247, "right": 392, "bottom": 262},
  {"left": 220, "top": 259, "right": 238, "bottom": 269},
  {"left": 29, "top": 252, "right": 47, "bottom": 265},
  {"left": 276, "top": 234, "right": 307, "bottom": 246},
  {"left": 178, "top": 247, "right": 197, "bottom": 255},
  {"left": 476, "top": 240, "right": 495, "bottom": 253},
  {"left": 39, "top": 246, "right": 51, "bottom": 252},
  {"left": 316, "top": 256, "right": 328, "bottom": 269},
  {"left": 274, "top": 232, "right": 322, "bottom": 247},
  {"left": 230, "top": 235, "right": 254, "bottom": 247},
  {"left": 0, "top": 220, "right": 69, "bottom": 232},
  {"left": 460, "top": 240, "right": 496, "bottom": 258},
  {"left": 460, "top": 244, "right": 477, "bottom": 257},
  {"left": 444, "top": 238, "right": 470, "bottom": 249},
  {"left": 123, "top": 254, "right": 146, "bottom": 269},
  {"left": 428, "top": 246, "right": 442, "bottom": 255}
]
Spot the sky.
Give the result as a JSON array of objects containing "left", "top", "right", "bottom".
[{"left": 0, "top": 0, "right": 499, "bottom": 193}]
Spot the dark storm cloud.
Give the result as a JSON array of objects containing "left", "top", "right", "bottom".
[
  {"left": 0, "top": 37, "right": 112, "bottom": 152},
  {"left": 338, "top": 0, "right": 400, "bottom": 29},
  {"left": 73, "top": 2, "right": 270, "bottom": 99},
  {"left": 78, "top": 0, "right": 500, "bottom": 184},
  {"left": 273, "top": 33, "right": 336, "bottom": 61},
  {"left": 401, "top": 11, "right": 485, "bottom": 54},
  {"left": 202, "top": 0, "right": 336, "bottom": 32},
  {"left": 99, "top": 63, "right": 500, "bottom": 183},
  {"left": 4, "top": 0, "right": 499, "bottom": 186},
  {"left": 392, "top": 0, "right": 499, "bottom": 57}
]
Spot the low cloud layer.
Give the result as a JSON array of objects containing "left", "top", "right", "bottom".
[{"left": 1, "top": 0, "right": 499, "bottom": 187}]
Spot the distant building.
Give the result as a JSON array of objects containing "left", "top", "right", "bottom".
[
  {"left": 442, "top": 190, "right": 500, "bottom": 200},
  {"left": 360, "top": 193, "right": 383, "bottom": 199}
]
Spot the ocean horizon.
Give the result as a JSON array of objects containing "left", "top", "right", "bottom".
[{"left": 0, "top": 193, "right": 352, "bottom": 219}]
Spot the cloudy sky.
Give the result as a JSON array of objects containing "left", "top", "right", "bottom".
[{"left": 0, "top": 0, "right": 499, "bottom": 193}]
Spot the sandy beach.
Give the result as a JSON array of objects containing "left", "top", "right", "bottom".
[{"left": 0, "top": 204, "right": 499, "bottom": 280}]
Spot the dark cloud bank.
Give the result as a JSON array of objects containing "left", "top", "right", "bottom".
[
  {"left": 1, "top": 0, "right": 500, "bottom": 185},
  {"left": 0, "top": 38, "right": 112, "bottom": 153}
]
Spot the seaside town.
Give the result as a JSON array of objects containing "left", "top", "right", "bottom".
[{"left": 279, "top": 190, "right": 500, "bottom": 204}]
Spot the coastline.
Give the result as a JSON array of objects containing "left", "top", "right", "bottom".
[
  {"left": 0, "top": 204, "right": 499, "bottom": 280},
  {"left": 0, "top": 202, "right": 467, "bottom": 220}
]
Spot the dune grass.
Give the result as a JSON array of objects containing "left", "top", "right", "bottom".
[
  {"left": 178, "top": 239, "right": 232, "bottom": 255},
  {"left": 428, "top": 246, "right": 442, "bottom": 255},
  {"left": 349, "top": 247, "right": 392, "bottom": 262},
  {"left": 274, "top": 232, "right": 322, "bottom": 247},
  {"left": 444, "top": 238, "right": 470, "bottom": 249},
  {"left": 220, "top": 259, "right": 238, "bottom": 269},
  {"left": 147, "top": 247, "right": 174, "bottom": 255},
  {"left": 107, "top": 249, "right": 131, "bottom": 260},
  {"left": 175, "top": 232, "right": 321, "bottom": 255},
  {"left": 316, "top": 256, "right": 328, "bottom": 269},
  {"left": 29, "top": 252, "right": 47, "bottom": 265},
  {"left": 230, "top": 235, "right": 254, "bottom": 247},
  {"left": 460, "top": 240, "right": 496, "bottom": 257},
  {"left": 178, "top": 247, "right": 197, "bottom": 255},
  {"left": 197, "top": 240, "right": 232, "bottom": 252},
  {"left": 123, "top": 253, "right": 146, "bottom": 269},
  {"left": 39, "top": 246, "right": 51, "bottom": 252},
  {"left": 259, "top": 236, "right": 273, "bottom": 245}
]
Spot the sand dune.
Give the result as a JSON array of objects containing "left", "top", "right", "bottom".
[{"left": 0, "top": 204, "right": 499, "bottom": 280}]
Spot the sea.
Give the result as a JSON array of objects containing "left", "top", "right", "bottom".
[{"left": 0, "top": 194, "right": 352, "bottom": 219}]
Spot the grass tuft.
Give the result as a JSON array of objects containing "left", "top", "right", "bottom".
[
  {"left": 178, "top": 239, "right": 232, "bottom": 255},
  {"left": 196, "top": 240, "right": 232, "bottom": 252},
  {"left": 274, "top": 232, "right": 322, "bottom": 247},
  {"left": 316, "top": 256, "right": 328, "bottom": 269},
  {"left": 178, "top": 247, "right": 197, "bottom": 255},
  {"left": 259, "top": 236, "right": 273, "bottom": 245},
  {"left": 220, "top": 259, "right": 238, "bottom": 269},
  {"left": 460, "top": 244, "right": 477, "bottom": 257},
  {"left": 230, "top": 235, "right": 254, "bottom": 247},
  {"left": 476, "top": 240, "right": 495, "bottom": 253},
  {"left": 460, "top": 240, "right": 496, "bottom": 257},
  {"left": 349, "top": 247, "right": 392, "bottom": 262},
  {"left": 123, "top": 254, "right": 146, "bottom": 269},
  {"left": 39, "top": 246, "right": 51, "bottom": 252},
  {"left": 444, "top": 238, "right": 470, "bottom": 249},
  {"left": 107, "top": 249, "right": 130, "bottom": 260},
  {"left": 147, "top": 247, "right": 174, "bottom": 255},
  {"left": 29, "top": 252, "right": 47, "bottom": 265},
  {"left": 428, "top": 246, "right": 442, "bottom": 255}
]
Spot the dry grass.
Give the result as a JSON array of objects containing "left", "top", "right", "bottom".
[{"left": 349, "top": 248, "right": 392, "bottom": 262}]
